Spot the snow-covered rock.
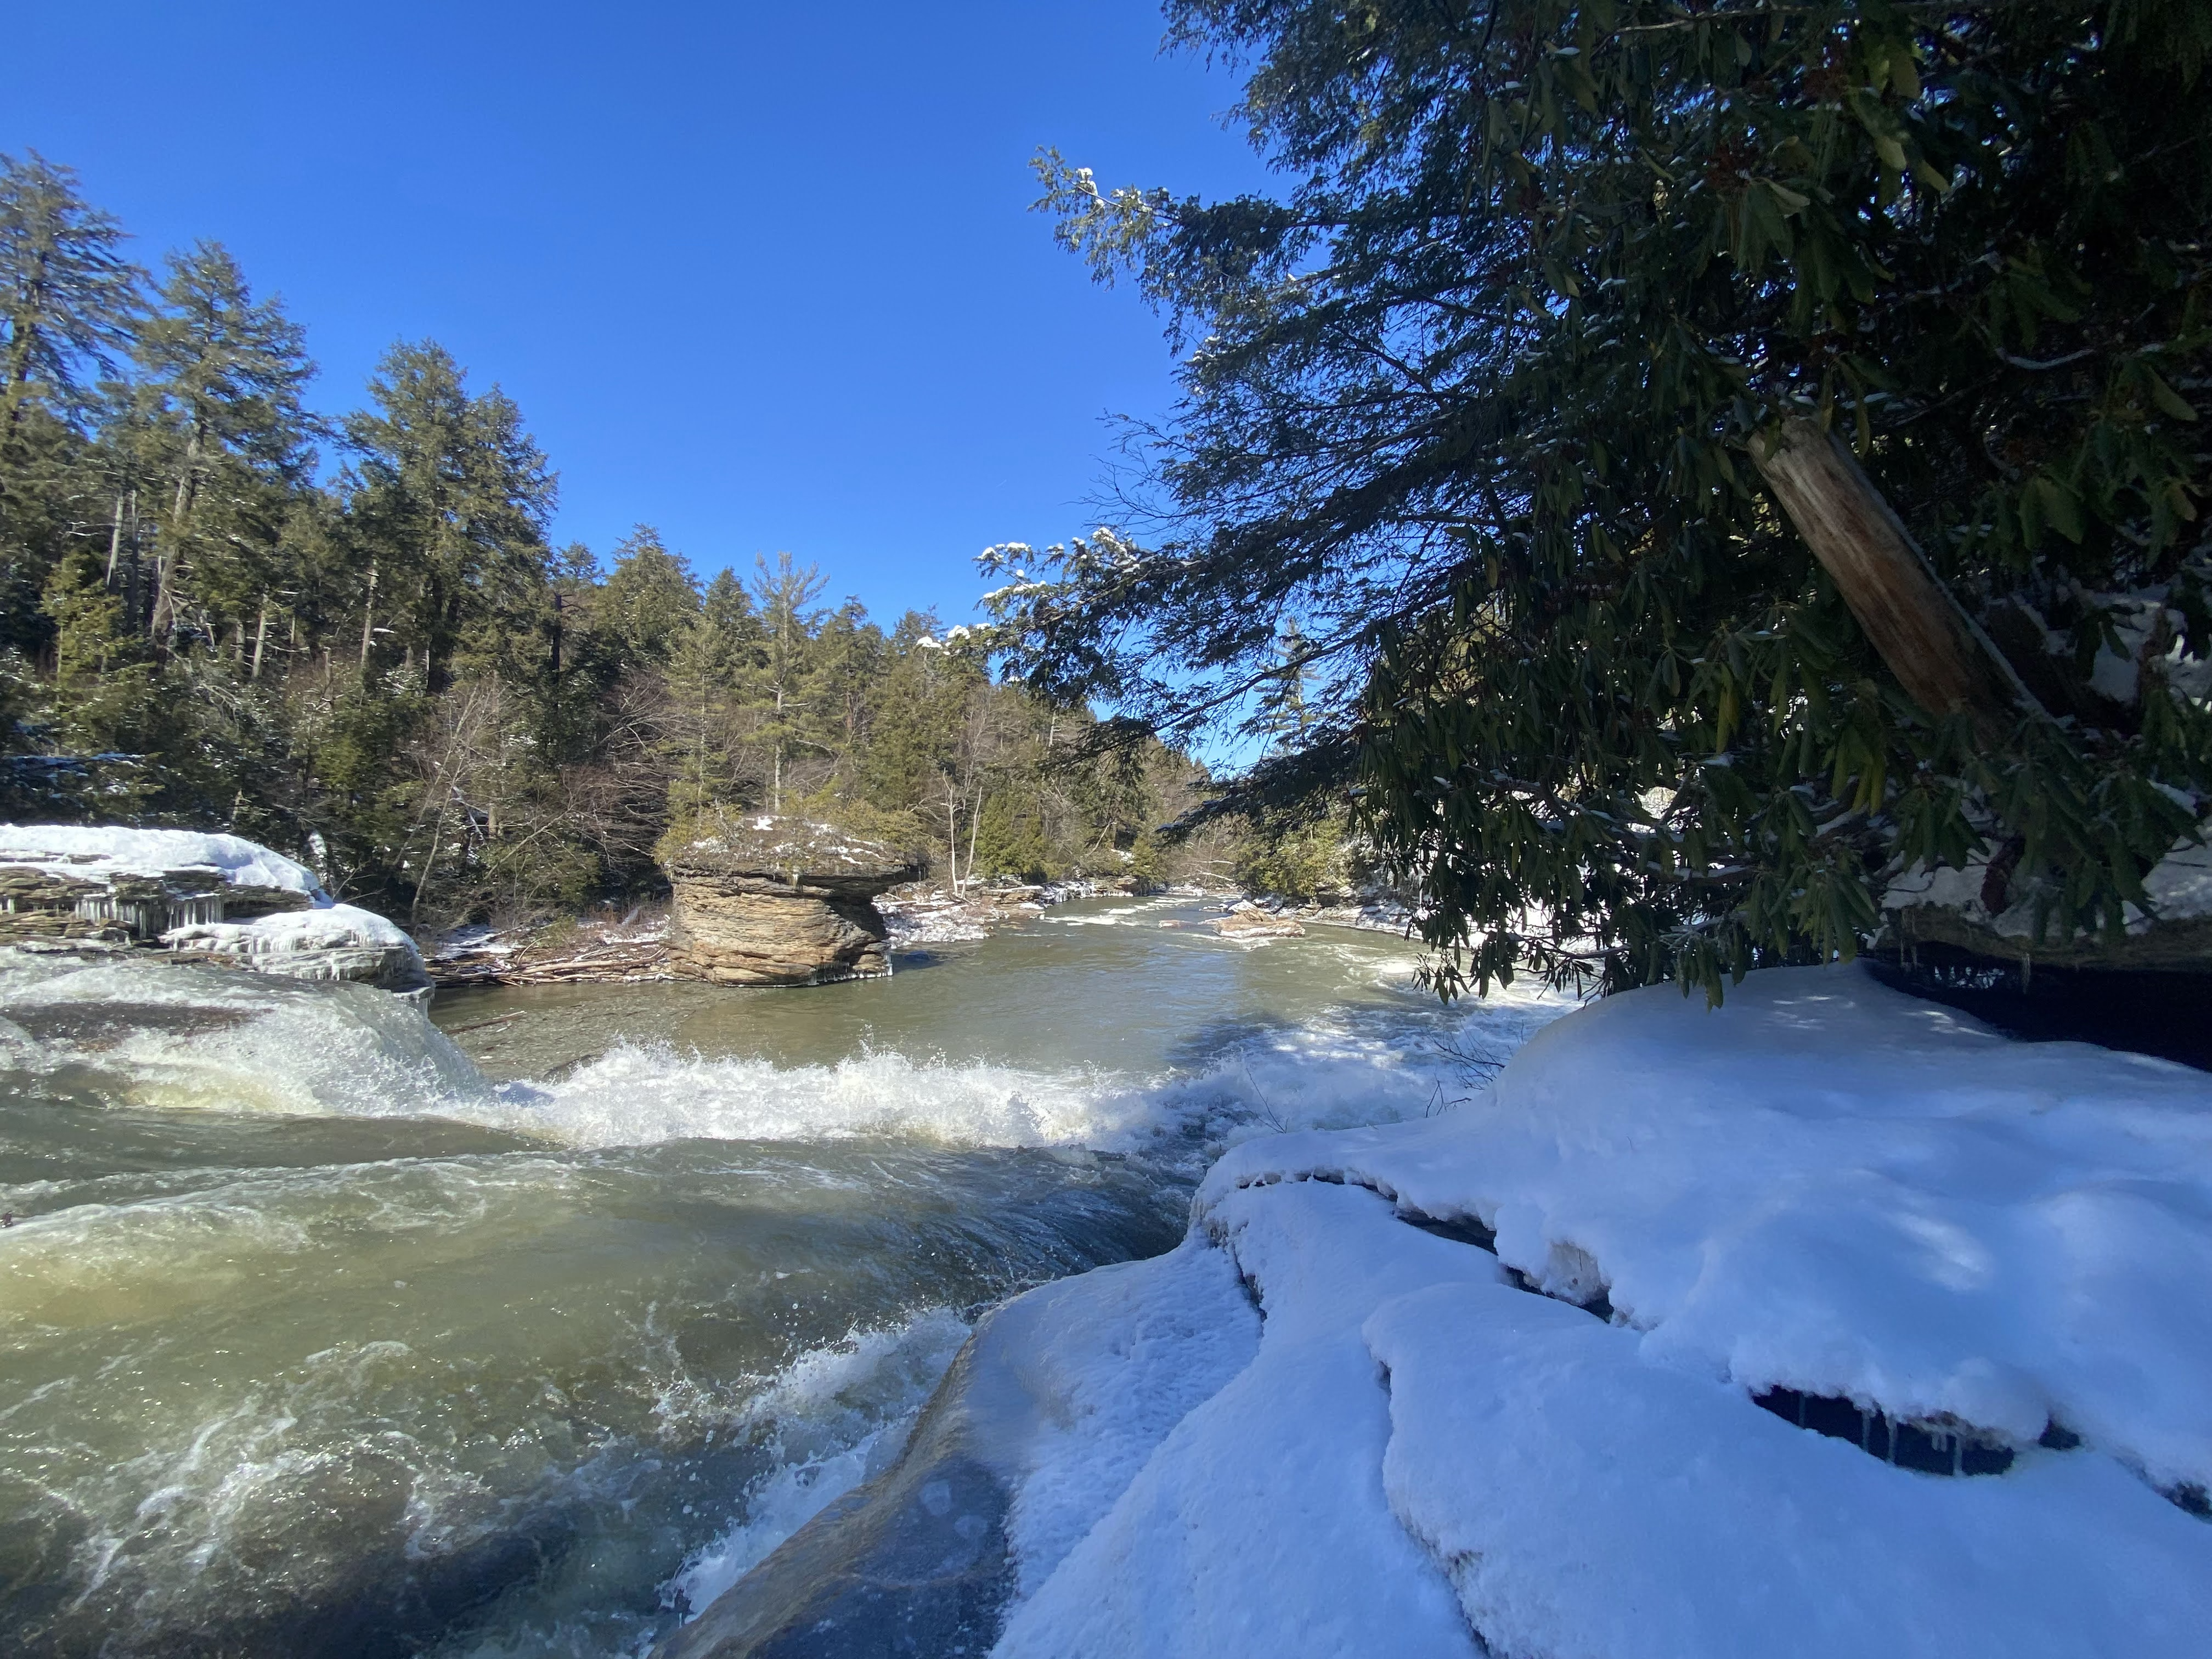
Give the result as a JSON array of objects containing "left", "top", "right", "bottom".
[
  {"left": 672, "top": 963, "right": 2212, "bottom": 1657},
  {"left": 0, "top": 824, "right": 429, "bottom": 997},
  {"left": 0, "top": 823, "right": 325, "bottom": 895},
  {"left": 162, "top": 904, "right": 427, "bottom": 998}
]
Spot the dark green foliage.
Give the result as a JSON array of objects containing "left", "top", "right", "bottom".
[
  {"left": 0, "top": 151, "right": 140, "bottom": 440},
  {"left": 998, "top": 0, "right": 2212, "bottom": 998}
]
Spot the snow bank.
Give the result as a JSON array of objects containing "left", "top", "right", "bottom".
[
  {"left": 831, "top": 964, "right": 2212, "bottom": 1657},
  {"left": 2, "top": 824, "right": 429, "bottom": 992},
  {"left": 0, "top": 824, "right": 325, "bottom": 895},
  {"left": 1202, "top": 964, "right": 2212, "bottom": 1493}
]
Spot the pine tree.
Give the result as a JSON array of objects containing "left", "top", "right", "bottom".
[
  {"left": 132, "top": 241, "right": 318, "bottom": 650},
  {"left": 40, "top": 544, "right": 159, "bottom": 766},
  {"left": 748, "top": 550, "right": 828, "bottom": 811},
  {"left": 0, "top": 151, "right": 140, "bottom": 461},
  {"left": 599, "top": 526, "right": 701, "bottom": 670},
  {"left": 0, "top": 153, "right": 142, "bottom": 664},
  {"left": 663, "top": 567, "right": 753, "bottom": 819},
  {"left": 1258, "top": 619, "right": 1315, "bottom": 757},
  {"left": 343, "top": 341, "right": 555, "bottom": 686}
]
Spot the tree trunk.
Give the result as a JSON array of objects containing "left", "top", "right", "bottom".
[
  {"left": 771, "top": 682, "right": 785, "bottom": 813},
  {"left": 359, "top": 565, "right": 379, "bottom": 670},
  {"left": 125, "top": 491, "right": 142, "bottom": 633},
  {"left": 946, "top": 783, "right": 961, "bottom": 894},
  {"left": 106, "top": 494, "right": 126, "bottom": 586},
  {"left": 1754, "top": 419, "right": 2038, "bottom": 738},
  {"left": 251, "top": 600, "right": 270, "bottom": 680}
]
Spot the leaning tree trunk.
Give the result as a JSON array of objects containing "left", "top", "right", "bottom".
[{"left": 1753, "top": 419, "right": 2038, "bottom": 739}]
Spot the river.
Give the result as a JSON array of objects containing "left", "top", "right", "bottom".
[{"left": 0, "top": 895, "right": 1563, "bottom": 1658}]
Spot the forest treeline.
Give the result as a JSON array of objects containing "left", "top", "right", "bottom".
[{"left": 0, "top": 152, "right": 1218, "bottom": 927}]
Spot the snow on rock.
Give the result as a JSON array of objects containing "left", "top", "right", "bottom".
[
  {"left": 661, "top": 814, "right": 921, "bottom": 985},
  {"left": 966, "top": 963, "right": 2212, "bottom": 1656},
  {"left": 1884, "top": 822, "right": 2212, "bottom": 969},
  {"left": 1366, "top": 1272, "right": 2211, "bottom": 1659},
  {"left": 166, "top": 902, "right": 411, "bottom": 953},
  {"left": 162, "top": 902, "right": 428, "bottom": 997},
  {"left": 0, "top": 823, "right": 324, "bottom": 895},
  {"left": 0, "top": 823, "right": 429, "bottom": 995},
  {"left": 994, "top": 1189, "right": 1489, "bottom": 1659}
]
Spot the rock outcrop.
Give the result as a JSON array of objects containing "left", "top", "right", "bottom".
[
  {"left": 661, "top": 816, "right": 922, "bottom": 986},
  {"left": 0, "top": 825, "right": 431, "bottom": 998},
  {"left": 1211, "top": 900, "right": 1308, "bottom": 941}
]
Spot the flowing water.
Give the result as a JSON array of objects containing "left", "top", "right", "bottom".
[{"left": 0, "top": 896, "right": 1566, "bottom": 1658}]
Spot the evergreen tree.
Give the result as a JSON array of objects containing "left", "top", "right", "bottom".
[
  {"left": 1001, "top": 0, "right": 2212, "bottom": 997},
  {"left": 39, "top": 543, "right": 159, "bottom": 766},
  {"left": 0, "top": 153, "right": 142, "bottom": 663},
  {"left": 132, "top": 241, "right": 318, "bottom": 650},
  {"left": 663, "top": 567, "right": 753, "bottom": 818},
  {"left": 599, "top": 526, "right": 701, "bottom": 670},
  {"left": 1258, "top": 619, "right": 1315, "bottom": 757},
  {"left": 343, "top": 340, "right": 555, "bottom": 687},
  {"left": 0, "top": 151, "right": 140, "bottom": 457},
  {"left": 749, "top": 550, "right": 828, "bottom": 810}
]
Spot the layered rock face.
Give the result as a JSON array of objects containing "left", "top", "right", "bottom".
[{"left": 662, "top": 817, "right": 922, "bottom": 986}]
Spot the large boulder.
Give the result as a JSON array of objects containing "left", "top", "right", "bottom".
[
  {"left": 661, "top": 815, "right": 923, "bottom": 986},
  {"left": 0, "top": 825, "right": 431, "bottom": 999}
]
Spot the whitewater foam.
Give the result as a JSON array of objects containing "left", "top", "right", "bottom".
[
  {"left": 3, "top": 941, "right": 1570, "bottom": 1173},
  {"left": 472, "top": 990, "right": 1562, "bottom": 1167},
  {"left": 1, "top": 949, "right": 488, "bottom": 1116}
]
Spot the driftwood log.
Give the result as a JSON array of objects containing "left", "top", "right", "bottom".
[{"left": 1753, "top": 418, "right": 2040, "bottom": 737}]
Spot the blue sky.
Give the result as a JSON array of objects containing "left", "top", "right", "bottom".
[{"left": 11, "top": 1, "right": 1271, "bottom": 625}]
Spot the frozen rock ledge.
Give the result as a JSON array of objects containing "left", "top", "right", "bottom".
[
  {"left": 0, "top": 824, "right": 430, "bottom": 999},
  {"left": 664, "top": 963, "right": 2212, "bottom": 1658},
  {"left": 660, "top": 815, "right": 923, "bottom": 986}
]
